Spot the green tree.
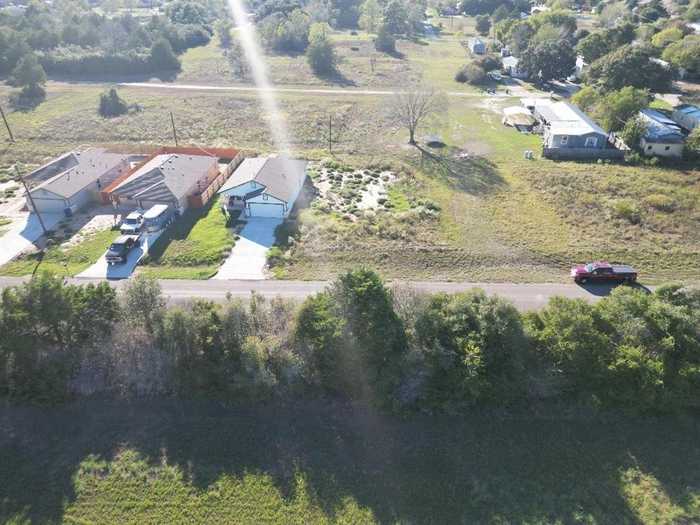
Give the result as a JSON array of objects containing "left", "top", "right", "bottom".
[
  {"left": 374, "top": 22, "right": 396, "bottom": 53},
  {"left": 620, "top": 116, "right": 648, "bottom": 149},
  {"left": 98, "top": 88, "right": 129, "bottom": 118},
  {"left": 455, "top": 62, "right": 487, "bottom": 84},
  {"left": 216, "top": 19, "right": 233, "bottom": 49},
  {"left": 585, "top": 44, "right": 672, "bottom": 92},
  {"left": 651, "top": 26, "right": 684, "bottom": 48},
  {"left": 383, "top": 0, "right": 409, "bottom": 35},
  {"left": 149, "top": 37, "right": 181, "bottom": 71},
  {"left": 662, "top": 35, "right": 700, "bottom": 78},
  {"left": 415, "top": 291, "right": 527, "bottom": 406},
  {"left": 121, "top": 275, "right": 166, "bottom": 331},
  {"left": 520, "top": 39, "right": 575, "bottom": 82},
  {"left": 359, "top": 0, "right": 383, "bottom": 33},
  {"left": 306, "top": 23, "right": 337, "bottom": 75},
  {"left": 592, "top": 87, "right": 651, "bottom": 132},
  {"left": 476, "top": 14, "right": 491, "bottom": 36},
  {"left": 10, "top": 53, "right": 46, "bottom": 88}
]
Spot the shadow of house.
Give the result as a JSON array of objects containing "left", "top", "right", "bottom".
[{"left": 2, "top": 400, "right": 700, "bottom": 524}]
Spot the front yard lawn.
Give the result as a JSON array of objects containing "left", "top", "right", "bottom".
[
  {"left": 137, "top": 196, "right": 234, "bottom": 280},
  {"left": 0, "top": 228, "right": 119, "bottom": 277}
]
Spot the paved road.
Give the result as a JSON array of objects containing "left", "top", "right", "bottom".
[
  {"left": 117, "top": 81, "right": 533, "bottom": 99},
  {"left": 0, "top": 276, "right": 628, "bottom": 311}
]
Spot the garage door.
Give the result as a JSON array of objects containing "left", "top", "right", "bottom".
[
  {"left": 31, "top": 198, "right": 68, "bottom": 213},
  {"left": 248, "top": 203, "right": 284, "bottom": 218}
]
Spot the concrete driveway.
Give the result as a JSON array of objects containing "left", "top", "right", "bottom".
[
  {"left": 77, "top": 231, "right": 164, "bottom": 280},
  {"left": 0, "top": 212, "right": 63, "bottom": 267},
  {"left": 214, "top": 218, "right": 281, "bottom": 280}
]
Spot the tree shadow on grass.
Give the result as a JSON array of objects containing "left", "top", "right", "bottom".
[
  {"left": 413, "top": 145, "right": 506, "bottom": 196},
  {"left": 2, "top": 399, "right": 700, "bottom": 524},
  {"left": 316, "top": 68, "right": 358, "bottom": 87}
]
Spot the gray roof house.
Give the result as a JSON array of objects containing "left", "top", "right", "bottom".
[
  {"left": 502, "top": 56, "right": 528, "bottom": 79},
  {"left": 468, "top": 37, "right": 486, "bottom": 55},
  {"left": 531, "top": 100, "right": 623, "bottom": 160},
  {"left": 26, "top": 148, "right": 130, "bottom": 214},
  {"left": 110, "top": 153, "right": 218, "bottom": 211},
  {"left": 672, "top": 104, "right": 700, "bottom": 132},
  {"left": 638, "top": 108, "right": 685, "bottom": 158},
  {"left": 218, "top": 155, "right": 308, "bottom": 218}
]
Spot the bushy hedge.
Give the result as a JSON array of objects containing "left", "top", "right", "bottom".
[
  {"left": 2, "top": 271, "right": 699, "bottom": 412},
  {"left": 39, "top": 47, "right": 153, "bottom": 76}
]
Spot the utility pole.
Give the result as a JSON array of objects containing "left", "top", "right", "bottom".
[
  {"left": 328, "top": 115, "right": 332, "bottom": 154},
  {"left": 170, "top": 111, "right": 179, "bottom": 147},
  {"left": 16, "top": 164, "right": 48, "bottom": 236},
  {"left": 0, "top": 103, "right": 14, "bottom": 143}
]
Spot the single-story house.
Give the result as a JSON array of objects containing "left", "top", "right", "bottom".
[
  {"left": 672, "top": 104, "right": 700, "bottom": 132},
  {"left": 26, "top": 148, "right": 130, "bottom": 214},
  {"left": 502, "top": 56, "right": 528, "bottom": 79},
  {"left": 218, "top": 155, "right": 307, "bottom": 219},
  {"left": 638, "top": 108, "right": 685, "bottom": 158},
  {"left": 468, "top": 37, "right": 486, "bottom": 55},
  {"left": 529, "top": 100, "right": 621, "bottom": 160},
  {"left": 109, "top": 153, "right": 219, "bottom": 212}
]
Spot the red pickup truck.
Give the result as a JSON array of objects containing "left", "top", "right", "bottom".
[{"left": 571, "top": 261, "right": 638, "bottom": 284}]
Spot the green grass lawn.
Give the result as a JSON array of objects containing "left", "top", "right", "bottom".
[
  {"left": 138, "top": 196, "right": 234, "bottom": 280},
  {"left": 2, "top": 400, "right": 699, "bottom": 524},
  {"left": 0, "top": 228, "right": 118, "bottom": 277}
]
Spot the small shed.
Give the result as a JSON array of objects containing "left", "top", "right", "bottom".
[
  {"left": 502, "top": 56, "right": 528, "bottom": 79},
  {"left": 502, "top": 106, "right": 536, "bottom": 131},
  {"left": 638, "top": 108, "right": 685, "bottom": 158},
  {"left": 468, "top": 37, "right": 486, "bottom": 55}
]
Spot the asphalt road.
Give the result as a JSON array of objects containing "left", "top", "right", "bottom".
[{"left": 0, "top": 277, "right": 629, "bottom": 311}]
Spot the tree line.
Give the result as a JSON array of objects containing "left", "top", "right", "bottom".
[
  {"left": 2, "top": 271, "right": 699, "bottom": 413},
  {"left": 0, "top": 0, "right": 223, "bottom": 106}
]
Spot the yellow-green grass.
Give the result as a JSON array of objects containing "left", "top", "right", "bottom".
[
  {"left": 2, "top": 400, "right": 700, "bottom": 524},
  {"left": 0, "top": 228, "right": 119, "bottom": 277},
  {"left": 139, "top": 196, "right": 234, "bottom": 280}
]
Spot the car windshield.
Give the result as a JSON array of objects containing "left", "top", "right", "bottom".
[
  {"left": 585, "top": 264, "right": 594, "bottom": 272},
  {"left": 124, "top": 218, "right": 139, "bottom": 225},
  {"left": 109, "top": 243, "right": 124, "bottom": 252}
]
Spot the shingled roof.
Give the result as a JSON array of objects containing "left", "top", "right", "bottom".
[
  {"left": 219, "top": 155, "right": 307, "bottom": 203},
  {"left": 31, "top": 148, "right": 129, "bottom": 198}
]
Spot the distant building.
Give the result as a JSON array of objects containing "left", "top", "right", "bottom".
[
  {"left": 502, "top": 56, "right": 528, "bottom": 79},
  {"left": 638, "top": 109, "right": 685, "bottom": 158},
  {"left": 573, "top": 55, "right": 587, "bottom": 80},
  {"left": 672, "top": 104, "right": 700, "bottom": 132},
  {"left": 26, "top": 148, "right": 130, "bottom": 215},
  {"left": 468, "top": 37, "right": 486, "bottom": 55}
]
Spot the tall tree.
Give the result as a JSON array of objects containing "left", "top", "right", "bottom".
[
  {"left": 391, "top": 84, "right": 445, "bottom": 145},
  {"left": 520, "top": 39, "right": 575, "bottom": 82},
  {"left": 359, "top": 0, "right": 383, "bottom": 33}
]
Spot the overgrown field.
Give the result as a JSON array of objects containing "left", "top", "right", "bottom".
[
  {"left": 2, "top": 18, "right": 700, "bottom": 282},
  {"left": 2, "top": 400, "right": 699, "bottom": 524}
]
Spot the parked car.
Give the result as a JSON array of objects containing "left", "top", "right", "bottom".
[
  {"left": 571, "top": 261, "right": 638, "bottom": 284},
  {"left": 106, "top": 235, "right": 141, "bottom": 265},
  {"left": 143, "top": 204, "right": 175, "bottom": 233},
  {"left": 120, "top": 211, "right": 144, "bottom": 235}
]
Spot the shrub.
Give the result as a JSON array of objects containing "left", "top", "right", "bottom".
[
  {"left": 375, "top": 23, "right": 396, "bottom": 53},
  {"left": 611, "top": 199, "right": 642, "bottom": 224},
  {"left": 98, "top": 88, "right": 128, "bottom": 118},
  {"left": 455, "top": 63, "right": 487, "bottom": 85},
  {"left": 643, "top": 193, "right": 676, "bottom": 212}
]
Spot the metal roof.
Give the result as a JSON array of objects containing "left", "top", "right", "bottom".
[
  {"left": 31, "top": 148, "right": 129, "bottom": 199},
  {"left": 539, "top": 101, "right": 606, "bottom": 137},
  {"left": 219, "top": 156, "right": 307, "bottom": 203},
  {"left": 675, "top": 104, "right": 700, "bottom": 118},
  {"left": 639, "top": 108, "right": 685, "bottom": 143}
]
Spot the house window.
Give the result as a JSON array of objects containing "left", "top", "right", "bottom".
[
  {"left": 560, "top": 135, "right": 569, "bottom": 146},
  {"left": 647, "top": 145, "right": 653, "bottom": 151},
  {"left": 585, "top": 137, "right": 598, "bottom": 148},
  {"left": 263, "top": 194, "right": 268, "bottom": 201},
  {"left": 665, "top": 146, "right": 670, "bottom": 151}
]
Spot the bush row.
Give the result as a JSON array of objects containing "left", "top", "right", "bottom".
[{"left": 1, "top": 271, "right": 699, "bottom": 412}]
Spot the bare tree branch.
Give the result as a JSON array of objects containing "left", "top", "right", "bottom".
[{"left": 391, "top": 85, "right": 445, "bottom": 146}]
